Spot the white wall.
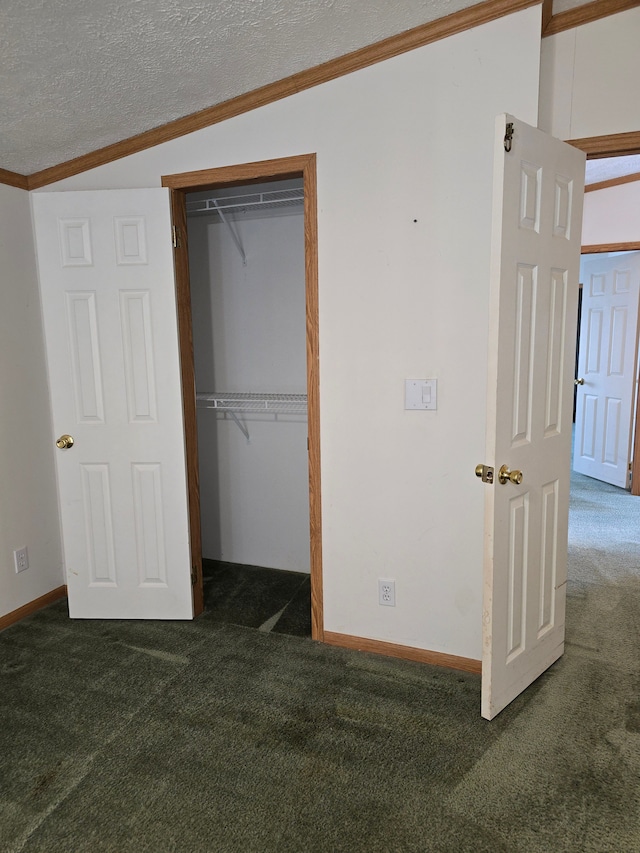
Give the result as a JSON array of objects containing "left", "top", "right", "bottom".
[
  {"left": 0, "top": 185, "right": 63, "bottom": 618},
  {"left": 188, "top": 209, "right": 310, "bottom": 571},
  {"left": 34, "top": 7, "right": 541, "bottom": 659},
  {"left": 539, "top": 7, "right": 640, "bottom": 140},
  {"left": 582, "top": 181, "right": 640, "bottom": 247}
]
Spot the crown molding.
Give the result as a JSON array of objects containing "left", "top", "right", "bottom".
[
  {"left": 25, "top": 0, "right": 539, "bottom": 189},
  {"left": 8, "top": 0, "right": 640, "bottom": 188},
  {"left": 543, "top": 0, "right": 640, "bottom": 36},
  {"left": 569, "top": 130, "right": 640, "bottom": 158},
  {"left": 585, "top": 171, "right": 640, "bottom": 193},
  {"left": 582, "top": 241, "right": 640, "bottom": 253},
  {"left": 0, "top": 168, "right": 28, "bottom": 190}
]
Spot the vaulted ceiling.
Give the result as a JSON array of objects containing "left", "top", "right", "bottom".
[{"left": 0, "top": 0, "right": 627, "bottom": 179}]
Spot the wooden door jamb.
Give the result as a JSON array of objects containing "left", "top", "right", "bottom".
[{"left": 162, "top": 154, "right": 323, "bottom": 637}]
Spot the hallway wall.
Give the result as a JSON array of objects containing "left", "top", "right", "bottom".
[
  {"left": 582, "top": 181, "right": 640, "bottom": 247},
  {"left": 539, "top": 6, "right": 640, "bottom": 140},
  {"left": 0, "top": 185, "right": 63, "bottom": 618}
]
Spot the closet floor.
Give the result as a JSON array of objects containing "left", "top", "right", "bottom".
[{"left": 202, "top": 559, "right": 311, "bottom": 638}]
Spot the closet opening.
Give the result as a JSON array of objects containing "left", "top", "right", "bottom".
[{"left": 162, "top": 155, "right": 323, "bottom": 640}]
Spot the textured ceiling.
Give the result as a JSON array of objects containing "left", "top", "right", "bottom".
[
  {"left": 1, "top": 0, "right": 480, "bottom": 175},
  {"left": 0, "top": 0, "right": 634, "bottom": 179},
  {"left": 585, "top": 155, "right": 640, "bottom": 186}
]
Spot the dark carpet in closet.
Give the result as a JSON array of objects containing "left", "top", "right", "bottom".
[{"left": 202, "top": 559, "right": 311, "bottom": 638}]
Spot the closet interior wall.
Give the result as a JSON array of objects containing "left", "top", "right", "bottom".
[{"left": 186, "top": 179, "right": 310, "bottom": 573}]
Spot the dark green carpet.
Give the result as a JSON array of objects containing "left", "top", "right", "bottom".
[
  {"left": 202, "top": 559, "right": 311, "bottom": 637},
  {"left": 1, "top": 478, "right": 639, "bottom": 852}
]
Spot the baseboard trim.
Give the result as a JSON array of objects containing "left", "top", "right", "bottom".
[
  {"left": 0, "top": 586, "right": 67, "bottom": 632},
  {"left": 323, "top": 631, "right": 482, "bottom": 674}
]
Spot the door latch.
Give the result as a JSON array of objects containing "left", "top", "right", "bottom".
[
  {"left": 475, "top": 464, "right": 494, "bottom": 484},
  {"left": 504, "top": 122, "right": 514, "bottom": 152}
]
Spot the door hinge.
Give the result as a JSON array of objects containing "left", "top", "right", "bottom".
[
  {"left": 172, "top": 225, "right": 182, "bottom": 249},
  {"left": 504, "top": 121, "right": 514, "bottom": 152},
  {"left": 191, "top": 567, "right": 198, "bottom": 585},
  {"left": 475, "top": 463, "right": 494, "bottom": 484}
]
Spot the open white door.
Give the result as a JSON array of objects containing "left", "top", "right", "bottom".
[
  {"left": 32, "top": 189, "right": 193, "bottom": 620},
  {"left": 573, "top": 252, "right": 640, "bottom": 488},
  {"left": 481, "top": 115, "right": 585, "bottom": 719}
]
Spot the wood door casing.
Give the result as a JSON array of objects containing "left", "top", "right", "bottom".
[
  {"left": 575, "top": 129, "right": 640, "bottom": 496},
  {"left": 163, "top": 154, "right": 323, "bottom": 639},
  {"left": 579, "top": 244, "right": 640, "bottom": 497},
  {"left": 169, "top": 188, "right": 203, "bottom": 616},
  {"left": 573, "top": 253, "right": 640, "bottom": 489}
]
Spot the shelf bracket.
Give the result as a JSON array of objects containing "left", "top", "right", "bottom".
[
  {"left": 195, "top": 392, "right": 307, "bottom": 443},
  {"left": 212, "top": 200, "right": 246, "bottom": 266},
  {"left": 227, "top": 410, "right": 250, "bottom": 442}
]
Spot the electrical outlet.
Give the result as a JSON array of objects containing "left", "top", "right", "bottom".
[
  {"left": 14, "top": 547, "right": 29, "bottom": 574},
  {"left": 378, "top": 579, "right": 396, "bottom": 607}
]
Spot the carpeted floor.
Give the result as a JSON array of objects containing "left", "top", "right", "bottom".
[
  {"left": 202, "top": 559, "right": 311, "bottom": 638},
  {"left": 1, "top": 474, "right": 639, "bottom": 852}
]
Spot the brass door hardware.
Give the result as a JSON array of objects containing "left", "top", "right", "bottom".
[
  {"left": 475, "top": 464, "right": 494, "bottom": 484},
  {"left": 498, "top": 464, "right": 522, "bottom": 485},
  {"left": 56, "top": 434, "right": 74, "bottom": 450},
  {"left": 574, "top": 377, "right": 584, "bottom": 385}
]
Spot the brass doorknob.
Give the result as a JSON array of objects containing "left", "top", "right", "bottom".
[
  {"left": 56, "top": 434, "right": 74, "bottom": 450},
  {"left": 575, "top": 377, "right": 585, "bottom": 385},
  {"left": 498, "top": 464, "right": 522, "bottom": 485}
]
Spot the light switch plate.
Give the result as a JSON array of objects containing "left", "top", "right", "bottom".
[{"left": 405, "top": 379, "right": 437, "bottom": 410}]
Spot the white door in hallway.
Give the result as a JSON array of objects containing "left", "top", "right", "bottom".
[
  {"left": 573, "top": 252, "right": 640, "bottom": 489},
  {"left": 481, "top": 115, "right": 585, "bottom": 720},
  {"left": 32, "top": 189, "right": 193, "bottom": 619}
]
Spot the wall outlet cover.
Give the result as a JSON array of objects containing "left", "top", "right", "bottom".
[
  {"left": 14, "top": 546, "right": 29, "bottom": 573},
  {"left": 378, "top": 578, "right": 396, "bottom": 606}
]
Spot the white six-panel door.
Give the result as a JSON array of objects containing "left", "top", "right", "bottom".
[
  {"left": 32, "top": 189, "right": 193, "bottom": 619},
  {"left": 482, "top": 115, "right": 585, "bottom": 720},
  {"left": 573, "top": 253, "right": 640, "bottom": 489}
]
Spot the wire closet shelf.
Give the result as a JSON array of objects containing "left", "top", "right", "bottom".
[
  {"left": 196, "top": 392, "right": 307, "bottom": 413},
  {"left": 186, "top": 187, "right": 304, "bottom": 217},
  {"left": 196, "top": 392, "right": 307, "bottom": 442}
]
